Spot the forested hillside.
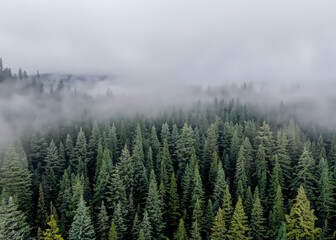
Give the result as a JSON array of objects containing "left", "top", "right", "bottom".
[{"left": 1, "top": 86, "right": 335, "bottom": 240}]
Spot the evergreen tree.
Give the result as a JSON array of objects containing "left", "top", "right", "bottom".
[
  {"left": 97, "top": 201, "right": 109, "bottom": 240},
  {"left": 256, "top": 121, "right": 274, "bottom": 163},
  {"left": 275, "top": 130, "right": 292, "bottom": 188},
  {"left": 112, "top": 202, "right": 127, "bottom": 239},
  {"left": 203, "top": 123, "right": 219, "bottom": 179},
  {"left": 255, "top": 144, "right": 267, "bottom": 186},
  {"left": 108, "top": 221, "right": 118, "bottom": 240},
  {"left": 0, "top": 196, "right": 31, "bottom": 240},
  {"left": 141, "top": 211, "right": 152, "bottom": 240},
  {"left": 269, "top": 185, "right": 285, "bottom": 239},
  {"left": 30, "top": 129, "right": 48, "bottom": 170},
  {"left": 145, "top": 170, "right": 164, "bottom": 239},
  {"left": 222, "top": 185, "right": 234, "bottom": 229},
  {"left": 235, "top": 145, "right": 248, "bottom": 199},
  {"left": 0, "top": 145, "right": 32, "bottom": 216},
  {"left": 292, "top": 146, "right": 317, "bottom": 202},
  {"left": 93, "top": 149, "right": 111, "bottom": 207},
  {"left": 285, "top": 185, "right": 318, "bottom": 240},
  {"left": 209, "top": 151, "right": 219, "bottom": 192},
  {"left": 44, "top": 140, "right": 61, "bottom": 178},
  {"left": 211, "top": 208, "right": 227, "bottom": 240},
  {"left": 167, "top": 173, "right": 180, "bottom": 236},
  {"left": 132, "top": 212, "right": 140, "bottom": 240},
  {"left": 244, "top": 186, "right": 253, "bottom": 219},
  {"left": 73, "top": 128, "right": 87, "bottom": 173},
  {"left": 36, "top": 183, "right": 48, "bottom": 229},
  {"left": 191, "top": 199, "right": 203, "bottom": 239},
  {"left": 212, "top": 161, "right": 226, "bottom": 211},
  {"left": 228, "top": 196, "right": 250, "bottom": 240},
  {"left": 316, "top": 158, "right": 333, "bottom": 236},
  {"left": 174, "top": 218, "right": 188, "bottom": 240},
  {"left": 269, "top": 155, "right": 281, "bottom": 207},
  {"left": 250, "top": 188, "right": 266, "bottom": 240},
  {"left": 176, "top": 123, "right": 195, "bottom": 177},
  {"left": 190, "top": 163, "right": 205, "bottom": 210},
  {"left": 275, "top": 222, "right": 287, "bottom": 240},
  {"left": 204, "top": 199, "right": 214, "bottom": 239},
  {"left": 44, "top": 215, "right": 64, "bottom": 240},
  {"left": 68, "top": 196, "right": 95, "bottom": 240},
  {"left": 138, "top": 230, "right": 145, "bottom": 240}
]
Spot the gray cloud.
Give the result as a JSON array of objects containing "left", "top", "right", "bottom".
[
  {"left": 1, "top": 0, "right": 335, "bottom": 87},
  {"left": 0, "top": 0, "right": 336, "bottom": 149}
]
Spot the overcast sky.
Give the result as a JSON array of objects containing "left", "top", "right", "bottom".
[{"left": 1, "top": 0, "right": 335, "bottom": 87}]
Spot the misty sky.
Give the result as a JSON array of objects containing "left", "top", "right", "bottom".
[{"left": 1, "top": 0, "right": 336, "bottom": 87}]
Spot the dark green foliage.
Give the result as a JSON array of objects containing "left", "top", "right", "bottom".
[
  {"left": 175, "top": 218, "right": 188, "bottom": 240},
  {"left": 69, "top": 196, "right": 95, "bottom": 240},
  {"left": 275, "top": 222, "right": 287, "bottom": 240},
  {"left": 112, "top": 202, "right": 127, "bottom": 239},
  {"left": 204, "top": 199, "right": 214, "bottom": 239},
  {"left": 250, "top": 188, "right": 266, "bottom": 240},
  {"left": 275, "top": 130, "right": 292, "bottom": 188},
  {"left": 36, "top": 184, "right": 48, "bottom": 229},
  {"left": 97, "top": 201, "right": 109, "bottom": 240},
  {"left": 145, "top": 170, "right": 164, "bottom": 239},
  {"left": 316, "top": 158, "right": 333, "bottom": 237},
  {"left": 269, "top": 185, "right": 285, "bottom": 238},
  {"left": 0, "top": 196, "right": 31, "bottom": 240},
  {"left": 140, "top": 211, "right": 152, "bottom": 240},
  {"left": 176, "top": 123, "right": 195, "bottom": 177},
  {"left": 212, "top": 161, "right": 226, "bottom": 211},
  {"left": 3, "top": 96, "right": 336, "bottom": 239},
  {"left": 0, "top": 145, "right": 32, "bottom": 216},
  {"left": 167, "top": 173, "right": 180, "bottom": 236},
  {"left": 292, "top": 145, "right": 317, "bottom": 202}
]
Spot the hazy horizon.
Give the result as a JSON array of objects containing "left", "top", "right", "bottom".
[{"left": 1, "top": 0, "right": 335, "bottom": 88}]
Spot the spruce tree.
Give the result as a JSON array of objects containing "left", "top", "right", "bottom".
[
  {"left": 235, "top": 145, "right": 248, "bottom": 199},
  {"left": 97, "top": 201, "right": 109, "bottom": 240},
  {"left": 209, "top": 151, "right": 219, "bottom": 192},
  {"left": 68, "top": 196, "right": 95, "bottom": 240},
  {"left": 145, "top": 170, "right": 164, "bottom": 239},
  {"left": 191, "top": 199, "right": 203, "bottom": 239},
  {"left": 44, "top": 215, "right": 64, "bottom": 240},
  {"left": 73, "top": 128, "right": 87, "bottom": 173},
  {"left": 141, "top": 211, "right": 152, "bottom": 240},
  {"left": 44, "top": 140, "right": 61, "bottom": 178},
  {"left": 36, "top": 183, "right": 48, "bottom": 229},
  {"left": 222, "top": 185, "right": 233, "bottom": 229},
  {"left": 228, "top": 196, "right": 250, "bottom": 239},
  {"left": 108, "top": 221, "right": 118, "bottom": 240},
  {"left": 93, "top": 149, "right": 111, "bottom": 207},
  {"left": 285, "top": 186, "right": 318, "bottom": 239},
  {"left": 0, "top": 196, "right": 31, "bottom": 240},
  {"left": 176, "top": 123, "right": 195, "bottom": 177},
  {"left": 212, "top": 161, "right": 226, "bottom": 211},
  {"left": 112, "top": 202, "right": 127, "bottom": 239},
  {"left": 256, "top": 121, "right": 274, "bottom": 163},
  {"left": 250, "top": 188, "right": 266, "bottom": 240},
  {"left": 292, "top": 146, "right": 317, "bottom": 202},
  {"left": 275, "top": 222, "right": 287, "bottom": 240},
  {"left": 269, "top": 185, "right": 285, "bottom": 239},
  {"left": 174, "top": 218, "right": 188, "bottom": 240},
  {"left": 0, "top": 145, "right": 32, "bottom": 216},
  {"left": 275, "top": 130, "right": 292, "bottom": 188},
  {"left": 204, "top": 199, "right": 214, "bottom": 239},
  {"left": 316, "top": 158, "right": 333, "bottom": 236},
  {"left": 167, "top": 173, "right": 180, "bottom": 236},
  {"left": 211, "top": 208, "right": 227, "bottom": 240}
]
